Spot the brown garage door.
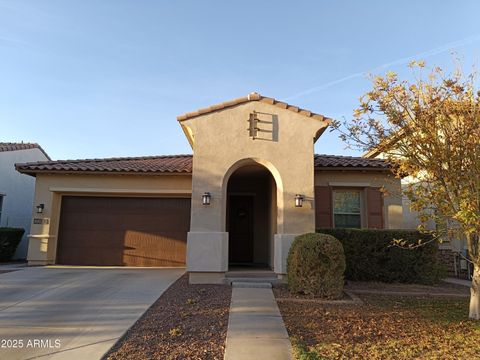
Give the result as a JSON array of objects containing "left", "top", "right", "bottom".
[{"left": 56, "top": 196, "right": 191, "bottom": 267}]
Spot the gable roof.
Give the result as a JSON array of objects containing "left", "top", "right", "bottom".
[
  {"left": 177, "top": 92, "right": 332, "bottom": 148},
  {"left": 177, "top": 92, "right": 332, "bottom": 123},
  {"left": 0, "top": 142, "right": 51, "bottom": 160},
  {"left": 16, "top": 154, "right": 390, "bottom": 176}
]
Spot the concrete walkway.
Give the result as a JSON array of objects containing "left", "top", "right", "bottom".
[
  {"left": 0, "top": 266, "right": 183, "bottom": 360},
  {"left": 444, "top": 277, "right": 471, "bottom": 287},
  {"left": 224, "top": 283, "right": 292, "bottom": 360}
]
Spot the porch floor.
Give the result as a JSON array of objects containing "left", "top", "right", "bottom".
[
  {"left": 226, "top": 267, "right": 281, "bottom": 285},
  {"left": 226, "top": 267, "right": 275, "bottom": 279}
]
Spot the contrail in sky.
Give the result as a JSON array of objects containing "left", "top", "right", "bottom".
[{"left": 285, "top": 34, "right": 480, "bottom": 101}]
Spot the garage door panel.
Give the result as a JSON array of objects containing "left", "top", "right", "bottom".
[
  {"left": 58, "top": 246, "right": 125, "bottom": 266},
  {"left": 56, "top": 196, "right": 190, "bottom": 267},
  {"left": 60, "top": 230, "right": 128, "bottom": 248},
  {"left": 61, "top": 209, "right": 190, "bottom": 231}
]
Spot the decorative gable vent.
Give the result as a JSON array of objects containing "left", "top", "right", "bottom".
[
  {"left": 247, "top": 112, "right": 259, "bottom": 139},
  {"left": 247, "top": 111, "right": 276, "bottom": 141}
]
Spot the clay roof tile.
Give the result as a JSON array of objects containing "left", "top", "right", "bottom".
[
  {"left": 177, "top": 92, "right": 331, "bottom": 123},
  {"left": 0, "top": 142, "right": 51, "bottom": 160},
  {"left": 16, "top": 154, "right": 391, "bottom": 176}
]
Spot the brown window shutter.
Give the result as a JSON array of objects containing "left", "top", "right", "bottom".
[
  {"left": 315, "top": 186, "right": 332, "bottom": 228},
  {"left": 367, "top": 187, "right": 384, "bottom": 229}
]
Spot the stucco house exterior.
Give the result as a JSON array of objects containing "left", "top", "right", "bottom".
[
  {"left": 0, "top": 142, "right": 50, "bottom": 259},
  {"left": 16, "top": 93, "right": 402, "bottom": 283}
]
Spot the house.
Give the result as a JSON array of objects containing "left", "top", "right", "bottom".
[
  {"left": 0, "top": 142, "right": 51, "bottom": 259},
  {"left": 15, "top": 93, "right": 402, "bottom": 283}
]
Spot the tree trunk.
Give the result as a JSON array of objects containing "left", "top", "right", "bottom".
[{"left": 469, "top": 265, "right": 480, "bottom": 320}]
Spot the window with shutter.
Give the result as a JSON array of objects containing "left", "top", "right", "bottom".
[{"left": 333, "top": 190, "right": 362, "bottom": 228}]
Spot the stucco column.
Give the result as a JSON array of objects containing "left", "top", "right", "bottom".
[
  {"left": 27, "top": 235, "right": 52, "bottom": 265},
  {"left": 26, "top": 184, "right": 57, "bottom": 265},
  {"left": 187, "top": 165, "right": 228, "bottom": 284}
]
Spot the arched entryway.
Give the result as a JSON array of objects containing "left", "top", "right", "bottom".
[{"left": 226, "top": 164, "right": 277, "bottom": 269}]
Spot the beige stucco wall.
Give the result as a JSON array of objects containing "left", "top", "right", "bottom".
[
  {"left": 27, "top": 173, "right": 192, "bottom": 265},
  {"left": 183, "top": 101, "right": 328, "bottom": 233},
  {"left": 314, "top": 170, "right": 403, "bottom": 229},
  {"left": 181, "top": 101, "right": 329, "bottom": 281}
]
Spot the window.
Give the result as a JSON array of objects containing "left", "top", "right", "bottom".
[{"left": 333, "top": 190, "right": 362, "bottom": 228}]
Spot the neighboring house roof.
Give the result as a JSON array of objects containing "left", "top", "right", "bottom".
[
  {"left": 362, "top": 129, "right": 406, "bottom": 159},
  {"left": 16, "top": 154, "right": 391, "bottom": 176},
  {"left": 177, "top": 92, "right": 332, "bottom": 122},
  {"left": 0, "top": 142, "right": 51, "bottom": 160}
]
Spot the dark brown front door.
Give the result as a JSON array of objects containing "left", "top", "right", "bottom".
[
  {"left": 56, "top": 196, "right": 190, "bottom": 267},
  {"left": 228, "top": 195, "right": 254, "bottom": 264}
]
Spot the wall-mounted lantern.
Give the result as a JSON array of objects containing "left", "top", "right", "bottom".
[
  {"left": 295, "top": 194, "right": 304, "bottom": 208},
  {"left": 36, "top": 203, "right": 45, "bottom": 214},
  {"left": 202, "top": 192, "right": 211, "bottom": 206}
]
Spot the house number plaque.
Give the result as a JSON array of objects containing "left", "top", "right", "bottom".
[{"left": 33, "top": 218, "right": 49, "bottom": 225}]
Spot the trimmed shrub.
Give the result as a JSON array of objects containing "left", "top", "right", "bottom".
[
  {"left": 317, "top": 228, "right": 446, "bottom": 284},
  {"left": 0, "top": 228, "right": 25, "bottom": 262},
  {"left": 287, "top": 233, "right": 346, "bottom": 298}
]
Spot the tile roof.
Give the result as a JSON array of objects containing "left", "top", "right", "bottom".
[
  {"left": 16, "top": 154, "right": 390, "bottom": 176},
  {"left": 314, "top": 154, "right": 390, "bottom": 169},
  {"left": 0, "top": 142, "right": 51, "bottom": 160},
  {"left": 177, "top": 92, "right": 332, "bottom": 123},
  {"left": 15, "top": 155, "right": 193, "bottom": 175}
]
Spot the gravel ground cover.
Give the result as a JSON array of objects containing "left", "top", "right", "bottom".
[
  {"left": 276, "top": 281, "right": 479, "bottom": 359},
  {"left": 104, "top": 274, "right": 231, "bottom": 360},
  {"left": 345, "top": 280, "right": 470, "bottom": 294}
]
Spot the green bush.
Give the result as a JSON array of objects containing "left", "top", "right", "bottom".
[
  {"left": 287, "top": 233, "right": 346, "bottom": 299},
  {"left": 0, "top": 228, "right": 25, "bottom": 262},
  {"left": 317, "top": 228, "right": 446, "bottom": 284}
]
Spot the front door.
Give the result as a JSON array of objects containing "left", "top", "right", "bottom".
[{"left": 228, "top": 195, "right": 254, "bottom": 264}]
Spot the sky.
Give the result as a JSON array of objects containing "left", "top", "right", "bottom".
[{"left": 1, "top": 0, "right": 479, "bottom": 160}]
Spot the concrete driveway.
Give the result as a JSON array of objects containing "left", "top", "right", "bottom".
[{"left": 0, "top": 266, "right": 184, "bottom": 360}]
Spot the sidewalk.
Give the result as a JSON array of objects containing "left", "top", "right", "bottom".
[
  {"left": 443, "top": 277, "right": 471, "bottom": 287},
  {"left": 224, "top": 283, "right": 292, "bottom": 360}
]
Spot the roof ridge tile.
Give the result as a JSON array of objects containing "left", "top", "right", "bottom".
[{"left": 177, "top": 92, "right": 332, "bottom": 123}]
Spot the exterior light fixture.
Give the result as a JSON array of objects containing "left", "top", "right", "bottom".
[
  {"left": 295, "top": 194, "right": 304, "bottom": 208},
  {"left": 36, "top": 203, "right": 45, "bottom": 214},
  {"left": 202, "top": 192, "right": 211, "bottom": 206}
]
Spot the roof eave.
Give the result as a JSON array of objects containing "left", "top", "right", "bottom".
[
  {"left": 314, "top": 120, "right": 332, "bottom": 142},
  {"left": 180, "top": 123, "right": 195, "bottom": 149},
  {"left": 15, "top": 169, "right": 193, "bottom": 177},
  {"left": 176, "top": 92, "right": 331, "bottom": 124}
]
